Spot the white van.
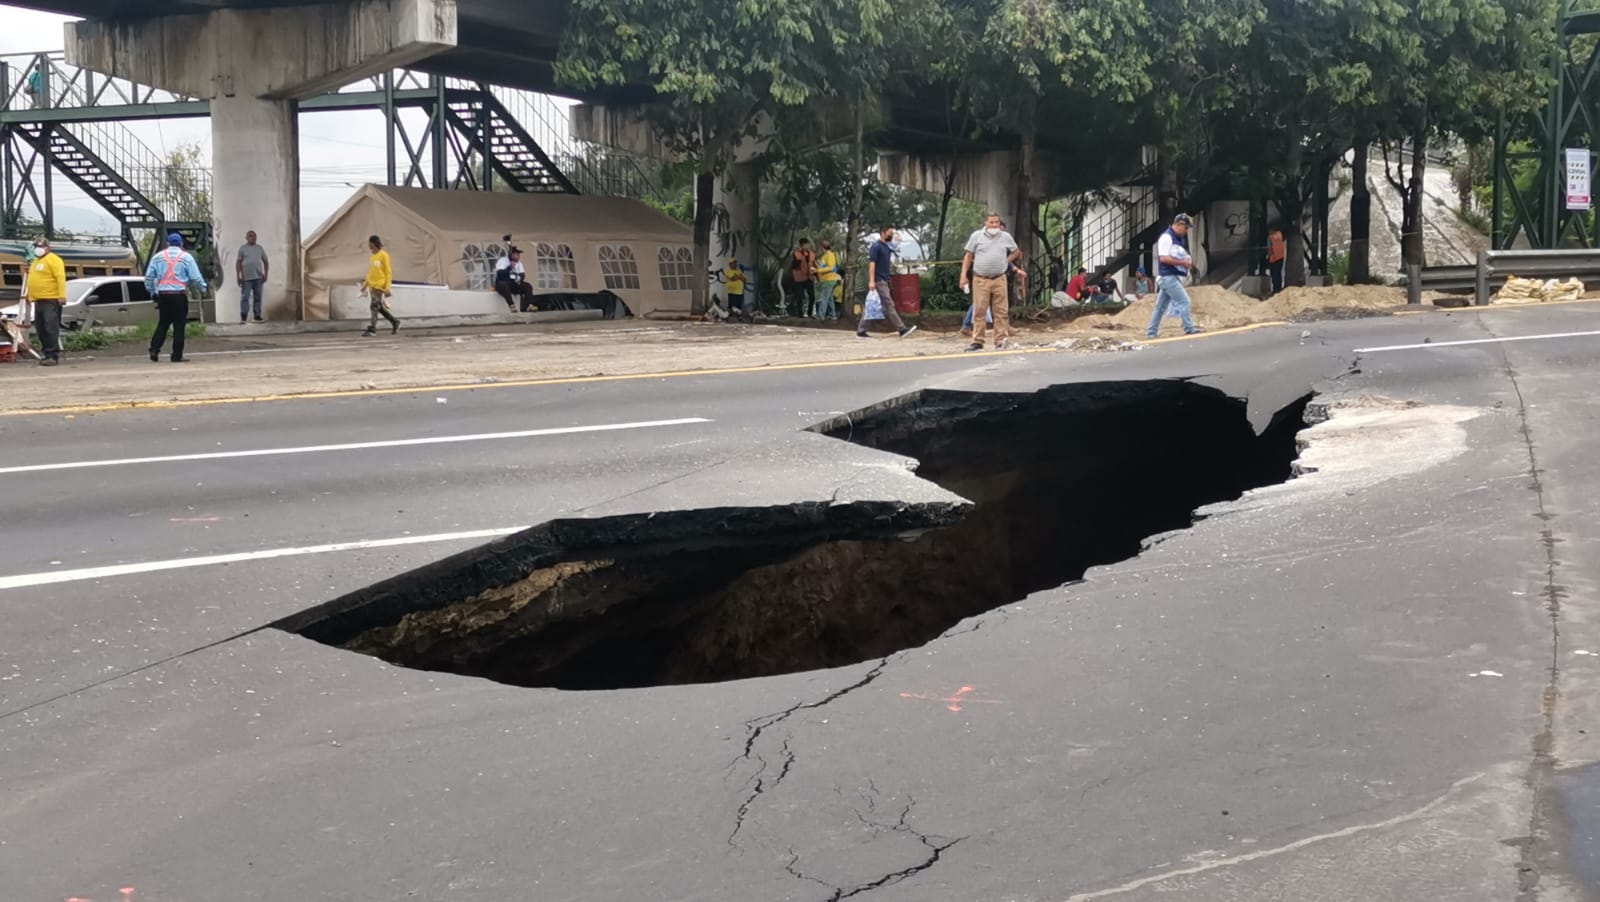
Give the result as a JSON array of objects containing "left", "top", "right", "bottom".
[{"left": 0, "top": 276, "right": 207, "bottom": 329}]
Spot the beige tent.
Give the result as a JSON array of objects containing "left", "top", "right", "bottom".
[{"left": 302, "top": 185, "right": 697, "bottom": 319}]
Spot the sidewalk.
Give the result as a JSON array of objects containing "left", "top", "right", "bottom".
[{"left": 0, "top": 320, "right": 983, "bottom": 414}]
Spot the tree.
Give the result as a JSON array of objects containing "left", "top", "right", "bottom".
[
  {"left": 151, "top": 143, "right": 213, "bottom": 225},
  {"left": 1184, "top": 0, "right": 1398, "bottom": 285},
  {"left": 931, "top": 0, "right": 1253, "bottom": 272},
  {"left": 1368, "top": 0, "right": 1555, "bottom": 265},
  {"left": 556, "top": 0, "right": 943, "bottom": 312}
]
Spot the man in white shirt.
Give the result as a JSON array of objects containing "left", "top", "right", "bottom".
[
  {"left": 494, "top": 246, "right": 534, "bottom": 311},
  {"left": 1147, "top": 213, "right": 1204, "bottom": 338}
]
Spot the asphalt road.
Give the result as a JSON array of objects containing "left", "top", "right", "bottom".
[{"left": 1, "top": 304, "right": 1597, "bottom": 901}]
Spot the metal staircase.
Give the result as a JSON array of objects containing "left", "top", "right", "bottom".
[
  {"left": 1075, "top": 183, "right": 1159, "bottom": 276},
  {"left": 12, "top": 123, "right": 154, "bottom": 223},
  {"left": 444, "top": 91, "right": 579, "bottom": 194},
  {"left": 488, "top": 87, "right": 664, "bottom": 203},
  {"left": 12, "top": 122, "right": 208, "bottom": 256},
  {"left": 3, "top": 53, "right": 210, "bottom": 254},
  {"left": 3, "top": 50, "right": 664, "bottom": 256},
  {"left": 1074, "top": 176, "right": 1234, "bottom": 280}
]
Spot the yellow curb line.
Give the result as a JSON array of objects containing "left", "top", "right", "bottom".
[
  {"left": 1141, "top": 321, "right": 1291, "bottom": 345},
  {"left": 0, "top": 345, "right": 1066, "bottom": 418}
]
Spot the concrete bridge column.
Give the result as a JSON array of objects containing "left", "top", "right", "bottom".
[
  {"left": 66, "top": 0, "right": 455, "bottom": 321},
  {"left": 211, "top": 96, "right": 297, "bottom": 320},
  {"left": 974, "top": 152, "right": 1019, "bottom": 240},
  {"left": 713, "top": 161, "right": 760, "bottom": 303}
]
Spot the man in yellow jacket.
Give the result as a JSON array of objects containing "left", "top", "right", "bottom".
[
  {"left": 361, "top": 234, "right": 401, "bottom": 335},
  {"left": 21, "top": 237, "right": 67, "bottom": 366}
]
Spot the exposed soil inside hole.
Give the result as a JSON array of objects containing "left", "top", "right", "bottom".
[{"left": 278, "top": 380, "right": 1308, "bottom": 690}]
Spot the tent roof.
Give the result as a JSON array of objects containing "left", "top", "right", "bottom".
[{"left": 352, "top": 185, "right": 691, "bottom": 242}]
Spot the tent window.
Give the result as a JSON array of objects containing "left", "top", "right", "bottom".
[
  {"left": 598, "top": 245, "right": 641, "bottom": 290},
  {"left": 535, "top": 243, "right": 578, "bottom": 290},
  {"left": 657, "top": 246, "right": 695, "bottom": 292},
  {"left": 461, "top": 240, "right": 510, "bottom": 290}
]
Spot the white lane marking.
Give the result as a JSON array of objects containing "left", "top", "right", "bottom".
[
  {"left": 0, "top": 527, "right": 524, "bottom": 591},
  {"left": 0, "top": 417, "right": 712, "bottom": 475},
  {"left": 1354, "top": 329, "right": 1600, "bottom": 353}
]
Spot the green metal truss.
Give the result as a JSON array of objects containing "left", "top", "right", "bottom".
[{"left": 1493, "top": 0, "right": 1600, "bottom": 249}]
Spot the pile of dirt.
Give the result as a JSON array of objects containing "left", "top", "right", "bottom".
[
  {"left": 1114, "top": 285, "right": 1277, "bottom": 335},
  {"left": 1265, "top": 285, "right": 1411, "bottom": 320}
]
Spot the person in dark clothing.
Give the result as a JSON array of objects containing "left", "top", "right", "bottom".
[
  {"left": 855, "top": 227, "right": 918, "bottom": 338},
  {"left": 494, "top": 246, "right": 535, "bottom": 311}
]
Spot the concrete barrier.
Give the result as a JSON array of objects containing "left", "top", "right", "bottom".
[
  {"left": 207, "top": 308, "right": 603, "bottom": 337},
  {"left": 329, "top": 283, "right": 507, "bottom": 320}
]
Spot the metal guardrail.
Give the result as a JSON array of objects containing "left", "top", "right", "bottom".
[
  {"left": 1410, "top": 249, "right": 1600, "bottom": 305},
  {"left": 1413, "top": 264, "right": 1477, "bottom": 292}
]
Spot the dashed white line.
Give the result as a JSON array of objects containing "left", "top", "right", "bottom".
[
  {"left": 0, "top": 417, "right": 711, "bottom": 474},
  {"left": 0, "top": 527, "right": 525, "bottom": 591}
]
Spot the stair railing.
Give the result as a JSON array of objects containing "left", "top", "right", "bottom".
[{"left": 1075, "top": 183, "right": 1157, "bottom": 276}]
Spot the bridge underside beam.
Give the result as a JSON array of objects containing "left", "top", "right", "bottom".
[{"left": 64, "top": 0, "right": 456, "bottom": 320}]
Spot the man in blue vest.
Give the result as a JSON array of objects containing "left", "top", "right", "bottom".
[
  {"left": 144, "top": 233, "right": 207, "bottom": 363},
  {"left": 1147, "top": 213, "right": 1204, "bottom": 339}
]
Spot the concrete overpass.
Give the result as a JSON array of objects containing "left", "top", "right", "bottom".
[{"left": 10, "top": 0, "right": 1172, "bottom": 310}]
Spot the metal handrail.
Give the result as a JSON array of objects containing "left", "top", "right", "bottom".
[
  {"left": 3, "top": 51, "right": 210, "bottom": 225},
  {"left": 1077, "top": 184, "right": 1157, "bottom": 275},
  {"left": 0, "top": 51, "right": 432, "bottom": 112},
  {"left": 481, "top": 84, "right": 662, "bottom": 202},
  {"left": 4, "top": 50, "right": 661, "bottom": 216}
]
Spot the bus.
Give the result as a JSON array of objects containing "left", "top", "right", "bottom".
[{"left": 0, "top": 239, "right": 138, "bottom": 302}]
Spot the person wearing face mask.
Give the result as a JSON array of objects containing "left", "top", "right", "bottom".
[
  {"left": 856, "top": 226, "right": 917, "bottom": 338},
  {"left": 21, "top": 237, "right": 67, "bottom": 366},
  {"left": 959, "top": 213, "right": 1023, "bottom": 351}
]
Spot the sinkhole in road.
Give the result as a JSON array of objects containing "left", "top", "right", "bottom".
[{"left": 277, "top": 380, "right": 1309, "bottom": 690}]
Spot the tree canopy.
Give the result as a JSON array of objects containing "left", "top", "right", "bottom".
[{"left": 556, "top": 0, "right": 1562, "bottom": 278}]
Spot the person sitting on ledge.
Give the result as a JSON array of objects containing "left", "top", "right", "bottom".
[{"left": 494, "top": 246, "right": 535, "bottom": 312}]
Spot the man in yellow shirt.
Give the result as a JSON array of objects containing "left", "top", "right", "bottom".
[
  {"left": 724, "top": 257, "right": 747, "bottom": 319},
  {"left": 815, "top": 240, "right": 841, "bottom": 319},
  {"left": 21, "top": 237, "right": 67, "bottom": 366},
  {"left": 361, "top": 234, "right": 401, "bottom": 335}
]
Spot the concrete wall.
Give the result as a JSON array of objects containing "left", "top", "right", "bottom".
[{"left": 329, "top": 283, "right": 504, "bottom": 320}]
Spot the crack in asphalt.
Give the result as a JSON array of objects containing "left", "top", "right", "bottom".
[
  {"left": 784, "top": 795, "right": 964, "bottom": 901},
  {"left": 727, "top": 656, "right": 896, "bottom": 850},
  {"left": 0, "top": 624, "right": 269, "bottom": 723},
  {"left": 1489, "top": 334, "right": 1567, "bottom": 902}
]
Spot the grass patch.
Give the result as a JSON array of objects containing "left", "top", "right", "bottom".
[
  {"left": 1328, "top": 250, "right": 1351, "bottom": 285},
  {"left": 63, "top": 321, "right": 206, "bottom": 353},
  {"left": 1457, "top": 205, "right": 1490, "bottom": 237}
]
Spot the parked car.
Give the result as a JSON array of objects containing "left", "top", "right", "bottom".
[{"left": 0, "top": 276, "right": 208, "bottom": 329}]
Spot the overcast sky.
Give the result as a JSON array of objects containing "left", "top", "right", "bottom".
[{"left": 1, "top": 5, "right": 529, "bottom": 240}]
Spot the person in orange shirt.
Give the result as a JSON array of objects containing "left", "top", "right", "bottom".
[{"left": 1267, "top": 228, "right": 1287, "bottom": 295}]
